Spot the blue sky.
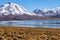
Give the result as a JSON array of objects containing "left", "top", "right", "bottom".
[{"left": 0, "top": 0, "right": 60, "bottom": 11}]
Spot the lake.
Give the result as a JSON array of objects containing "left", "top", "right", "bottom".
[{"left": 0, "top": 20, "right": 60, "bottom": 28}]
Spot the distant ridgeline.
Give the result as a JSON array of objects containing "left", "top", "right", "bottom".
[{"left": 0, "top": 2, "right": 60, "bottom": 20}]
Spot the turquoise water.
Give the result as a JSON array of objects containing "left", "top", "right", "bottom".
[{"left": 0, "top": 20, "right": 60, "bottom": 28}]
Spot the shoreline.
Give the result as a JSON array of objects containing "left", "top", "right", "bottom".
[
  {"left": 0, "top": 26, "right": 60, "bottom": 29},
  {"left": 0, "top": 18, "right": 60, "bottom": 21}
]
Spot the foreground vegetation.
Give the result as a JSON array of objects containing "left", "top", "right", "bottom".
[{"left": 0, "top": 26, "right": 59, "bottom": 40}]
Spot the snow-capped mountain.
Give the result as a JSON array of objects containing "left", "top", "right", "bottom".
[
  {"left": 33, "top": 8, "right": 60, "bottom": 17},
  {"left": 0, "top": 2, "right": 38, "bottom": 20},
  {"left": 0, "top": 2, "right": 35, "bottom": 15},
  {"left": 0, "top": 2, "right": 60, "bottom": 20}
]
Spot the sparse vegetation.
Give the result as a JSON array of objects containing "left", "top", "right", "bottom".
[{"left": 0, "top": 26, "right": 59, "bottom": 40}]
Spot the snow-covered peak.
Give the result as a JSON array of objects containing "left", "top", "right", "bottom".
[
  {"left": 33, "top": 7, "right": 60, "bottom": 16},
  {"left": 0, "top": 2, "right": 35, "bottom": 15},
  {"left": 42, "top": 8, "right": 49, "bottom": 12}
]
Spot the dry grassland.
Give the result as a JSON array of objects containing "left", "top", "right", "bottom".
[{"left": 0, "top": 26, "right": 59, "bottom": 40}]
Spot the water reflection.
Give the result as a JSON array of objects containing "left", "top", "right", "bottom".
[{"left": 0, "top": 20, "right": 60, "bottom": 28}]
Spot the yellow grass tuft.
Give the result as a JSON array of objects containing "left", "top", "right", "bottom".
[{"left": 0, "top": 26, "right": 59, "bottom": 40}]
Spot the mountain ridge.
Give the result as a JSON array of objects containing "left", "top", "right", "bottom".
[
  {"left": 0, "top": 2, "right": 60, "bottom": 20},
  {"left": 0, "top": 2, "right": 35, "bottom": 15},
  {"left": 33, "top": 7, "right": 60, "bottom": 17},
  {"left": 0, "top": 2, "right": 37, "bottom": 20}
]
